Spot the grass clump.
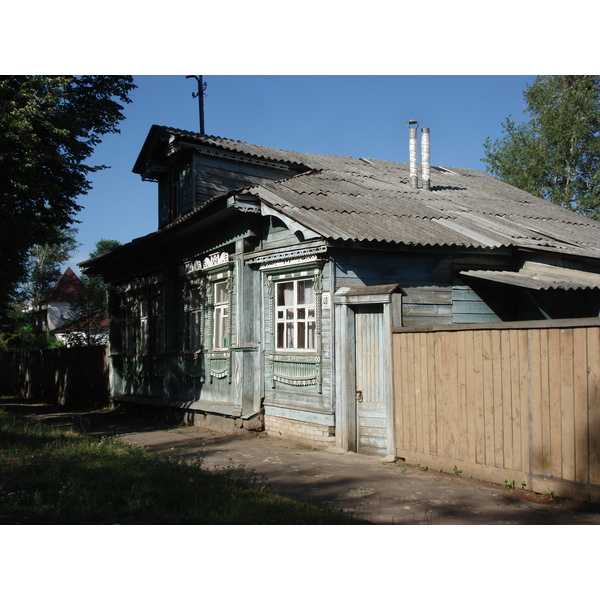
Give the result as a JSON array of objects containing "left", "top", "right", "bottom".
[{"left": 0, "top": 409, "right": 364, "bottom": 525}]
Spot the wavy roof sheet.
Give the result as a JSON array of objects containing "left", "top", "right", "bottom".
[{"left": 146, "top": 127, "right": 600, "bottom": 254}]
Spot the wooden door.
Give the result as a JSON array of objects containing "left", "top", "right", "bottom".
[{"left": 354, "top": 305, "right": 388, "bottom": 455}]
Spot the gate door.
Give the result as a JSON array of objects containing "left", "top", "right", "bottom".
[{"left": 354, "top": 305, "right": 388, "bottom": 455}]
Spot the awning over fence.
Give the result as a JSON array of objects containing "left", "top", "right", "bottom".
[{"left": 461, "top": 262, "right": 600, "bottom": 291}]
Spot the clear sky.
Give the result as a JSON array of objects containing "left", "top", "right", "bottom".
[{"left": 72, "top": 74, "right": 537, "bottom": 272}]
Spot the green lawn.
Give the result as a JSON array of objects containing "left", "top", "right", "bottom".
[{"left": 0, "top": 409, "right": 364, "bottom": 525}]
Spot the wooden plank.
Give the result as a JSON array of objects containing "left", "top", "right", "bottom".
[
  {"left": 399, "top": 333, "right": 410, "bottom": 451},
  {"left": 403, "top": 304, "right": 453, "bottom": 317},
  {"left": 406, "top": 330, "right": 416, "bottom": 452},
  {"left": 452, "top": 301, "right": 498, "bottom": 315},
  {"left": 443, "top": 332, "right": 459, "bottom": 459},
  {"left": 573, "top": 327, "right": 589, "bottom": 484},
  {"left": 509, "top": 330, "right": 522, "bottom": 472},
  {"left": 540, "top": 328, "right": 552, "bottom": 476},
  {"left": 428, "top": 331, "right": 438, "bottom": 455},
  {"left": 518, "top": 329, "right": 531, "bottom": 475},
  {"left": 588, "top": 328, "right": 600, "bottom": 485},
  {"left": 465, "top": 330, "right": 477, "bottom": 464},
  {"left": 434, "top": 331, "right": 444, "bottom": 456},
  {"left": 412, "top": 331, "right": 423, "bottom": 454},
  {"left": 472, "top": 330, "right": 485, "bottom": 465},
  {"left": 393, "top": 333, "right": 403, "bottom": 451},
  {"left": 456, "top": 330, "right": 468, "bottom": 460},
  {"left": 501, "top": 329, "right": 514, "bottom": 469},
  {"left": 529, "top": 328, "right": 544, "bottom": 476},
  {"left": 548, "top": 328, "right": 562, "bottom": 479},
  {"left": 420, "top": 332, "right": 431, "bottom": 455},
  {"left": 492, "top": 329, "right": 504, "bottom": 467},
  {"left": 560, "top": 328, "right": 576, "bottom": 482},
  {"left": 482, "top": 329, "right": 495, "bottom": 467}
]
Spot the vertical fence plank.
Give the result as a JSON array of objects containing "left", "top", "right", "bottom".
[
  {"left": 540, "top": 329, "right": 552, "bottom": 476},
  {"left": 518, "top": 329, "right": 530, "bottom": 475},
  {"left": 501, "top": 330, "right": 513, "bottom": 470},
  {"left": 573, "top": 327, "right": 589, "bottom": 484},
  {"left": 560, "top": 328, "right": 576, "bottom": 482},
  {"left": 588, "top": 328, "right": 600, "bottom": 485},
  {"left": 509, "top": 330, "right": 522, "bottom": 472},
  {"left": 473, "top": 330, "right": 485, "bottom": 465},
  {"left": 456, "top": 330, "right": 468, "bottom": 461},
  {"left": 548, "top": 328, "right": 563, "bottom": 479},
  {"left": 483, "top": 329, "right": 495, "bottom": 467},
  {"left": 393, "top": 334, "right": 403, "bottom": 451},
  {"left": 528, "top": 329, "right": 543, "bottom": 476},
  {"left": 428, "top": 332, "right": 438, "bottom": 455},
  {"left": 420, "top": 332, "right": 431, "bottom": 455}
]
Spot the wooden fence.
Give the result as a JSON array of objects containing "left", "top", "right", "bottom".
[
  {"left": 392, "top": 318, "right": 600, "bottom": 500},
  {"left": 0, "top": 346, "right": 111, "bottom": 407}
]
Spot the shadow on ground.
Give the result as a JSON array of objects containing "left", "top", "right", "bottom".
[{"left": 3, "top": 399, "right": 600, "bottom": 525}]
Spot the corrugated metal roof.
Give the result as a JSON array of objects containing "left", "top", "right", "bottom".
[
  {"left": 461, "top": 263, "right": 600, "bottom": 291},
  {"left": 138, "top": 127, "right": 600, "bottom": 254},
  {"left": 247, "top": 158, "right": 600, "bottom": 252}
]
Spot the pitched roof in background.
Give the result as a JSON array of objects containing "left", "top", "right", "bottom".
[{"left": 44, "top": 267, "right": 87, "bottom": 303}]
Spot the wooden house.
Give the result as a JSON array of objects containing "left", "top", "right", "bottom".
[{"left": 81, "top": 125, "right": 600, "bottom": 457}]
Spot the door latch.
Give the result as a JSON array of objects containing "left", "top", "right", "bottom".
[{"left": 355, "top": 390, "right": 363, "bottom": 403}]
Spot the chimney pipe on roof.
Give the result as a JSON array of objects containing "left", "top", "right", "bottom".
[
  {"left": 421, "top": 127, "right": 431, "bottom": 191},
  {"left": 407, "top": 120, "right": 419, "bottom": 188}
]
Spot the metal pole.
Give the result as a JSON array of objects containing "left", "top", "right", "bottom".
[{"left": 186, "top": 75, "right": 206, "bottom": 135}]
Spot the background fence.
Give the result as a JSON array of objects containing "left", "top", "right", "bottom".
[
  {"left": 0, "top": 346, "right": 110, "bottom": 407},
  {"left": 392, "top": 318, "right": 600, "bottom": 500}
]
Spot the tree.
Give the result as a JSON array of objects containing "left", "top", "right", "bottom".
[
  {"left": 483, "top": 75, "right": 600, "bottom": 219},
  {"left": 0, "top": 228, "right": 79, "bottom": 350},
  {"left": 17, "top": 227, "right": 80, "bottom": 310},
  {"left": 0, "top": 75, "right": 135, "bottom": 325},
  {"left": 80, "top": 239, "right": 121, "bottom": 311}
]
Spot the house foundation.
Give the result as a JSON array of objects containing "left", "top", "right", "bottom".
[{"left": 264, "top": 414, "right": 335, "bottom": 448}]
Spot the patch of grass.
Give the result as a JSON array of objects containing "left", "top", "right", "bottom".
[{"left": 0, "top": 409, "right": 364, "bottom": 525}]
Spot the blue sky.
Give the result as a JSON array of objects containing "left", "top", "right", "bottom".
[{"left": 72, "top": 74, "right": 537, "bottom": 272}]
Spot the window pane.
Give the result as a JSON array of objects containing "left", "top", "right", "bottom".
[
  {"left": 215, "top": 281, "right": 228, "bottom": 304},
  {"left": 297, "top": 279, "right": 314, "bottom": 304},
  {"left": 297, "top": 322, "right": 305, "bottom": 348},
  {"left": 277, "top": 281, "right": 293, "bottom": 307},
  {"left": 307, "top": 321, "right": 316, "bottom": 349}
]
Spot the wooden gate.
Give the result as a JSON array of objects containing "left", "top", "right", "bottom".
[
  {"left": 353, "top": 305, "right": 388, "bottom": 454},
  {"left": 334, "top": 285, "right": 400, "bottom": 456}
]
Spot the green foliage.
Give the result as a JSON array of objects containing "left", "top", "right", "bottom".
[
  {"left": 0, "top": 409, "right": 363, "bottom": 525},
  {"left": 0, "top": 76, "right": 135, "bottom": 324},
  {"left": 483, "top": 75, "right": 600, "bottom": 219},
  {"left": 16, "top": 228, "right": 80, "bottom": 309},
  {"left": 80, "top": 239, "right": 121, "bottom": 311}
]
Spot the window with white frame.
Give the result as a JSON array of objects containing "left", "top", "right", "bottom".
[
  {"left": 213, "top": 280, "right": 229, "bottom": 350},
  {"left": 275, "top": 278, "right": 316, "bottom": 351}
]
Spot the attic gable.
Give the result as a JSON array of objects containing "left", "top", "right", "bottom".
[{"left": 133, "top": 125, "right": 312, "bottom": 227}]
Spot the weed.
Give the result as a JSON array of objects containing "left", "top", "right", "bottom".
[
  {"left": 0, "top": 409, "right": 363, "bottom": 525},
  {"left": 521, "top": 480, "right": 527, "bottom": 490},
  {"left": 543, "top": 487, "right": 557, "bottom": 499},
  {"left": 503, "top": 479, "right": 515, "bottom": 489},
  {"left": 453, "top": 466, "right": 462, "bottom": 476}
]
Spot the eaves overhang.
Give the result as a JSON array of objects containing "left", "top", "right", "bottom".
[{"left": 462, "top": 263, "right": 600, "bottom": 291}]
